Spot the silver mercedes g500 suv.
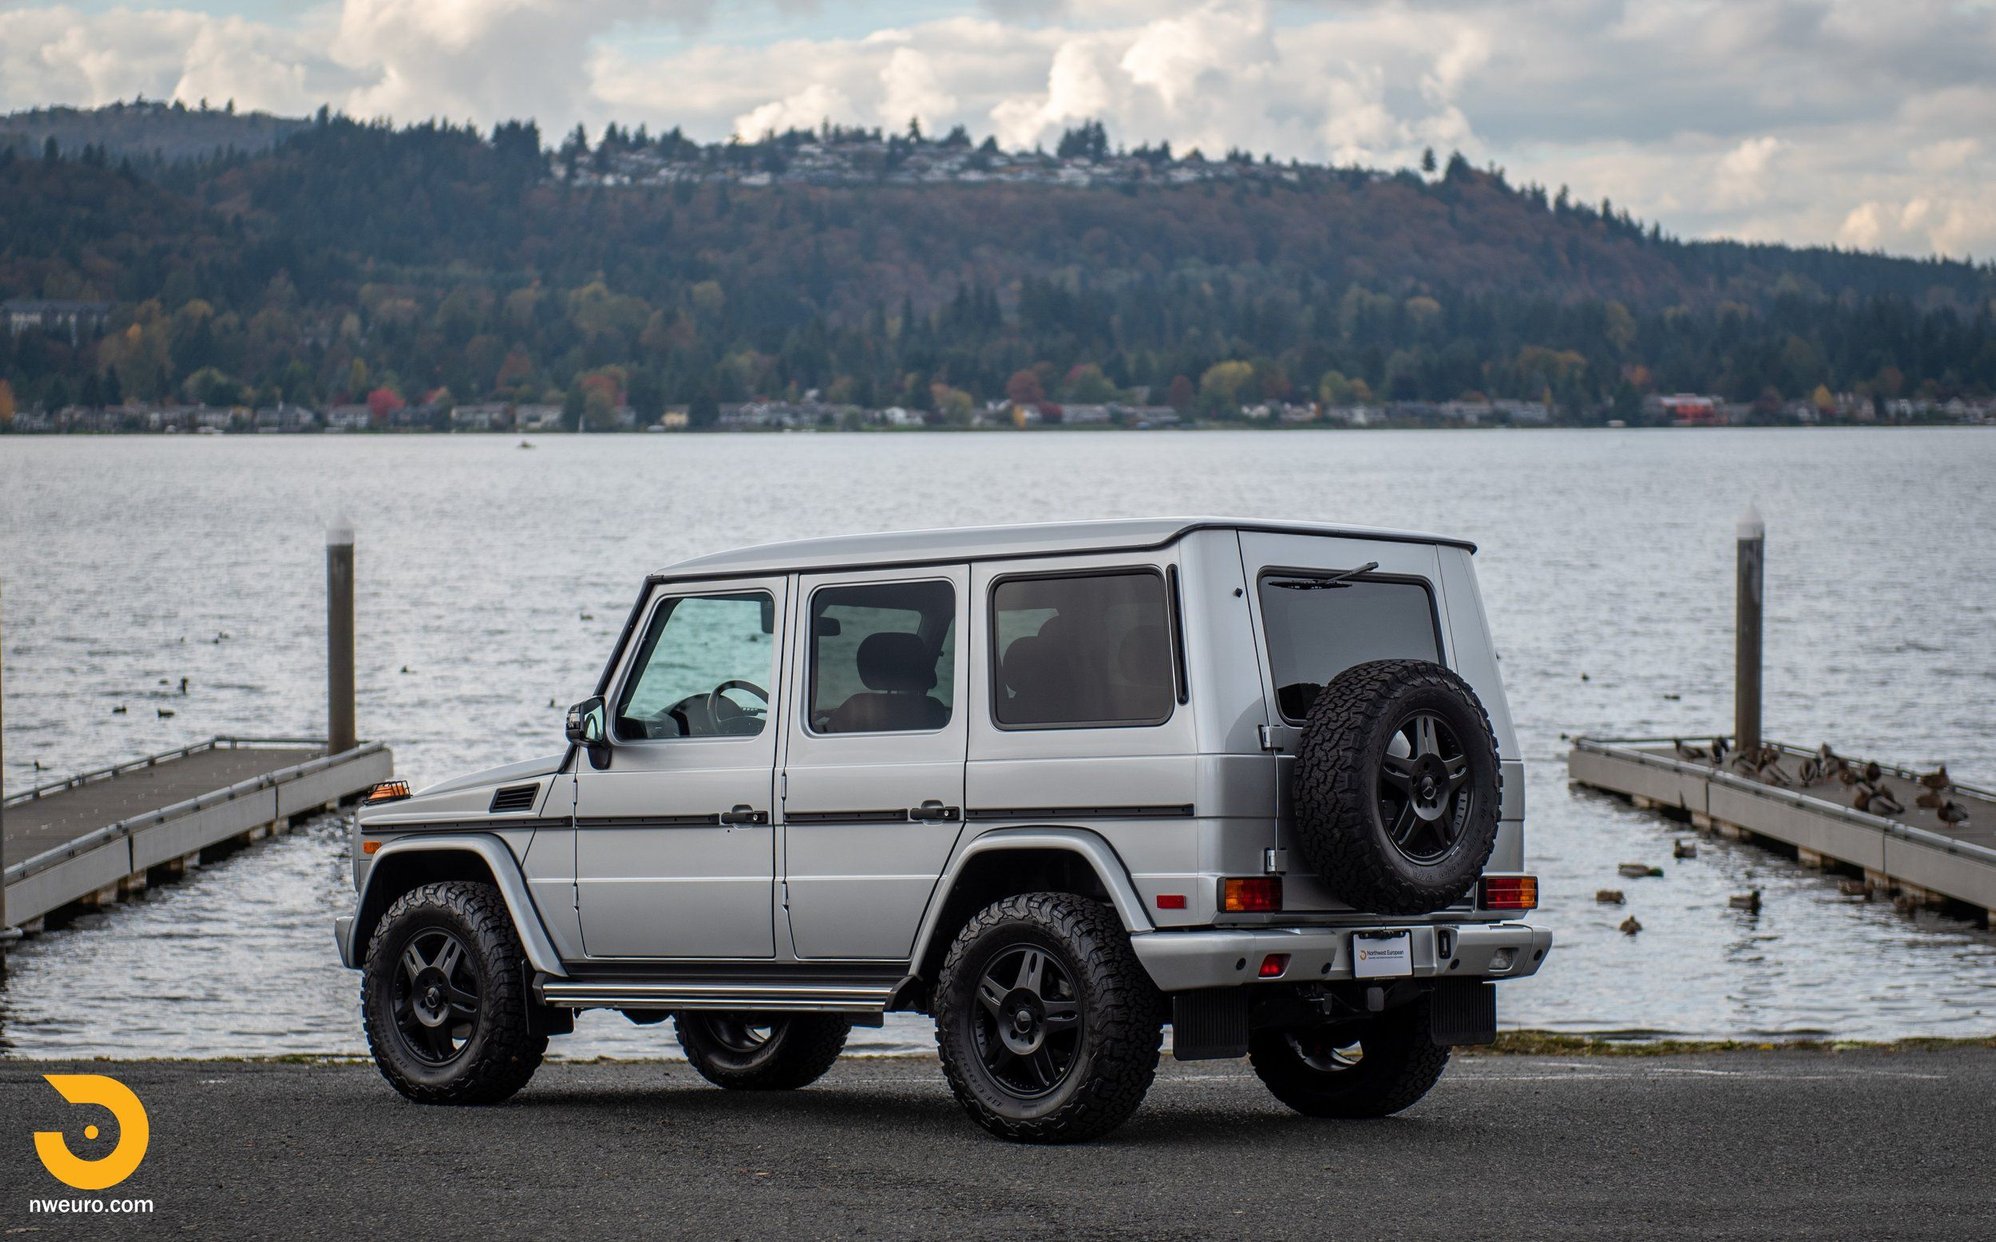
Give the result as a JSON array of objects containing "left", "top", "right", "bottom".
[{"left": 336, "top": 518, "right": 1548, "bottom": 1142}]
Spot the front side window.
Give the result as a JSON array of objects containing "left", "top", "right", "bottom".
[
  {"left": 809, "top": 580, "right": 956, "bottom": 734},
  {"left": 616, "top": 591, "right": 775, "bottom": 738},
  {"left": 992, "top": 571, "right": 1173, "bottom": 728},
  {"left": 1259, "top": 573, "right": 1441, "bottom": 722}
]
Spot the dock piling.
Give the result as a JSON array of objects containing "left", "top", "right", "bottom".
[
  {"left": 1735, "top": 504, "right": 1764, "bottom": 757},
  {"left": 327, "top": 519, "right": 356, "bottom": 757}
]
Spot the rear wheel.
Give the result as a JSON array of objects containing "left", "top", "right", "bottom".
[
  {"left": 934, "top": 893, "right": 1161, "bottom": 1143},
  {"left": 361, "top": 881, "right": 547, "bottom": 1105},
  {"left": 1248, "top": 1000, "right": 1449, "bottom": 1119},
  {"left": 673, "top": 1012, "right": 851, "bottom": 1090}
]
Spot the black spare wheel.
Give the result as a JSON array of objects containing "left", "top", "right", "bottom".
[{"left": 1292, "top": 659, "right": 1501, "bottom": 914}]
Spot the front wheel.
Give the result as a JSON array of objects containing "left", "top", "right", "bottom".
[
  {"left": 361, "top": 880, "right": 547, "bottom": 1105},
  {"left": 934, "top": 893, "right": 1161, "bottom": 1143},
  {"left": 1248, "top": 1000, "right": 1449, "bottom": 1118},
  {"left": 673, "top": 1012, "right": 851, "bottom": 1090}
]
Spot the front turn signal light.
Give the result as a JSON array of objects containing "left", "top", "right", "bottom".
[
  {"left": 364, "top": 780, "right": 411, "bottom": 804},
  {"left": 1221, "top": 876, "right": 1283, "bottom": 913},
  {"left": 1480, "top": 874, "right": 1539, "bottom": 910}
]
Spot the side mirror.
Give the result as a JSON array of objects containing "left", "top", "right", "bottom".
[{"left": 565, "top": 696, "right": 611, "bottom": 769}]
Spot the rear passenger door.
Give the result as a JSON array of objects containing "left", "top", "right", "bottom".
[{"left": 780, "top": 567, "right": 970, "bottom": 960}]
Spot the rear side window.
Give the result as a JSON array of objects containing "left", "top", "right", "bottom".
[
  {"left": 992, "top": 571, "right": 1173, "bottom": 728},
  {"left": 809, "top": 579, "right": 956, "bottom": 734},
  {"left": 1259, "top": 573, "right": 1441, "bottom": 723}
]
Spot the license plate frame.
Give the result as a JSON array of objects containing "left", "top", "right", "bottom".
[{"left": 1352, "top": 930, "right": 1415, "bottom": 979}]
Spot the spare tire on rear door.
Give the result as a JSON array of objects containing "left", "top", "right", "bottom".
[{"left": 1292, "top": 659, "right": 1501, "bottom": 915}]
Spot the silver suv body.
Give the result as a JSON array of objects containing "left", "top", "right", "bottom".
[{"left": 337, "top": 518, "right": 1549, "bottom": 1140}]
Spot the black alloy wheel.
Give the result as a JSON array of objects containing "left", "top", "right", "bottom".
[
  {"left": 392, "top": 926, "right": 482, "bottom": 1065},
  {"left": 971, "top": 945, "right": 1085, "bottom": 1098},
  {"left": 1378, "top": 710, "right": 1474, "bottom": 864},
  {"left": 362, "top": 880, "right": 548, "bottom": 1105},
  {"left": 934, "top": 892, "right": 1161, "bottom": 1143}
]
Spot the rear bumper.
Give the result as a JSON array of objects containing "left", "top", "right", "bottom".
[{"left": 1129, "top": 920, "right": 1551, "bottom": 993}]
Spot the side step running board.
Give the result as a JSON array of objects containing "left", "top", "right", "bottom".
[{"left": 536, "top": 974, "right": 911, "bottom": 1015}]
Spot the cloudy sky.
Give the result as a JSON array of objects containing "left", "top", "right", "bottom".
[{"left": 5, "top": 0, "right": 1994, "bottom": 259}]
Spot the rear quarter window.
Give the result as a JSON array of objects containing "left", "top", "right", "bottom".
[
  {"left": 991, "top": 570, "right": 1174, "bottom": 728},
  {"left": 1258, "top": 573, "right": 1441, "bottom": 722}
]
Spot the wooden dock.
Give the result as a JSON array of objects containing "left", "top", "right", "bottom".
[
  {"left": 1569, "top": 736, "right": 1996, "bottom": 924},
  {"left": 3, "top": 737, "right": 392, "bottom": 932}
]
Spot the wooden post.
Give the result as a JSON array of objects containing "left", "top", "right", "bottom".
[
  {"left": 327, "top": 519, "right": 356, "bottom": 756},
  {"left": 1735, "top": 504, "right": 1764, "bottom": 757}
]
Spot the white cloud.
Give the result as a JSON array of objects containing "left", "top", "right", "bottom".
[{"left": 3, "top": 1, "right": 1996, "bottom": 257}]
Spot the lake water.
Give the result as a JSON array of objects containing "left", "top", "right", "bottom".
[{"left": 2, "top": 428, "right": 1993, "bottom": 1057}]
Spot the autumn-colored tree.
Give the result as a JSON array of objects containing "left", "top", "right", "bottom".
[
  {"left": 1166, "top": 375, "right": 1195, "bottom": 411},
  {"left": 0, "top": 379, "right": 16, "bottom": 426},
  {"left": 1005, "top": 368, "right": 1045, "bottom": 406},
  {"left": 366, "top": 386, "right": 405, "bottom": 424}
]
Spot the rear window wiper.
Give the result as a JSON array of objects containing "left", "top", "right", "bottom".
[{"left": 1268, "top": 562, "right": 1379, "bottom": 590}]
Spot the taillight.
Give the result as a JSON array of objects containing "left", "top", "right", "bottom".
[
  {"left": 1220, "top": 876, "right": 1282, "bottom": 913},
  {"left": 1480, "top": 874, "right": 1539, "bottom": 910}
]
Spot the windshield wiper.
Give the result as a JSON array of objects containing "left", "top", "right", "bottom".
[{"left": 1269, "top": 562, "right": 1379, "bottom": 590}]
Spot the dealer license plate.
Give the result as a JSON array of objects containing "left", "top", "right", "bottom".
[{"left": 1352, "top": 931, "right": 1414, "bottom": 979}]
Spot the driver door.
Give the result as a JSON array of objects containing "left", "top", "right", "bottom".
[{"left": 573, "top": 578, "right": 785, "bottom": 959}]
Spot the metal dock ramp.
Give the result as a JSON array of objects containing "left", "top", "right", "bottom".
[
  {"left": 1569, "top": 736, "right": 1996, "bottom": 923},
  {"left": 4, "top": 737, "right": 393, "bottom": 930}
]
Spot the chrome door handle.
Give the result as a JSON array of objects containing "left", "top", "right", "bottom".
[
  {"left": 910, "top": 800, "right": 961, "bottom": 822},
  {"left": 717, "top": 805, "right": 768, "bottom": 825}
]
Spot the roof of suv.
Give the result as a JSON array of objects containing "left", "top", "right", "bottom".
[{"left": 658, "top": 517, "right": 1475, "bottom": 579}]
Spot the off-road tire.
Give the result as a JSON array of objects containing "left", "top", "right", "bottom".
[
  {"left": 1293, "top": 658, "right": 1502, "bottom": 914},
  {"left": 1249, "top": 1000, "right": 1450, "bottom": 1118},
  {"left": 673, "top": 1013, "right": 851, "bottom": 1090},
  {"left": 934, "top": 893, "right": 1162, "bottom": 1144},
  {"left": 362, "top": 880, "right": 547, "bottom": 1105}
]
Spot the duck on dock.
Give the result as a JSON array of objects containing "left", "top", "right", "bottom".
[
  {"left": 1728, "top": 889, "right": 1762, "bottom": 913},
  {"left": 1618, "top": 916, "right": 1643, "bottom": 935},
  {"left": 1919, "top": 765, "right": 1951, "bottom": 792},
  {"left": 1596, "top": 889, "right": 1626, "bottom": 905},
  {"left": 1618, "top": 862, "right": 1664, "bottom": 879},
  {"left": 1938, "top": 800, "right": 1970, "bottom": 827}
]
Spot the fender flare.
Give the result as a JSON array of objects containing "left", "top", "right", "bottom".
[
  {"left": 907, "top": 826, "right": 1153, "bottom": 974},
  {"left": 343, "top": 833, "right": 568, "bottom": 977}
]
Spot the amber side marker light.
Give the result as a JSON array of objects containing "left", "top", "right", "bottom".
[
  {"left": 1220, "top": 876, "right": 1282, "bottom": 913},
  {"left": 364, "top": 780, "right": 411, "bottom": 805},
  {"left": 1480, "top": 875, "right": 1539, "bottom": 910},
  {"left": 361, "top": 839, "right": 382, "bottom": 855}
]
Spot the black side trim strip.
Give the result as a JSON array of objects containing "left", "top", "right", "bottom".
[
  {"left": 575, "top": 814, "right": 723, "bottom": 829},
  {"left": 375, "top": 818, "right": 569, "bottom": 833},
  {"left": 785, "top": 809, "right": 911, "bottom": 825},
  {"left": 965, "top": 804, "right": 1195, "bottom": 821}
]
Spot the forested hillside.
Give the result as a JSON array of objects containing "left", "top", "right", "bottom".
[{"left": 3, "top": 110, "right": 1992, "bottom": 424}]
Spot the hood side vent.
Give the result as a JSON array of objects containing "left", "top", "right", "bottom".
[{"left": 489, "top": 783, "right": 541, "bottom": 814}]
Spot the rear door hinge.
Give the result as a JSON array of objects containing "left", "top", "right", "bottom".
[{"left": 1259, "top": 724, "right": 1283, "bottom": 752}]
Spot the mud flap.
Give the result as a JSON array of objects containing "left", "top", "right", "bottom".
[
  {"left": 1428, "top": 979, "right": 1496, "bottom": 1046},
  {"left": 1171, "top": 989, "right": 1251, "bottom": 1060}
]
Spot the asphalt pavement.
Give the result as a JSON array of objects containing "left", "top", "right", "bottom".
[{"left": 3, "top": 1049, "right": 1993, "bottom": 1240}]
